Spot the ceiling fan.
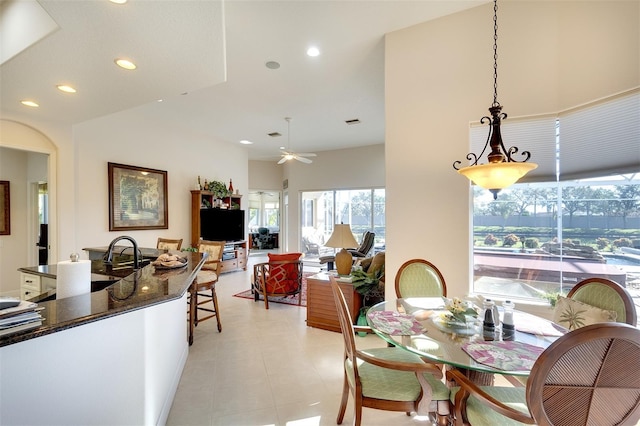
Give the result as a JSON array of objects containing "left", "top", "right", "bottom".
[{"left": 278, "top": 117, "right": 317, "bottom": 164}]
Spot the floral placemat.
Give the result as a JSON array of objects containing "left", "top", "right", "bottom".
[
  {"left": 461, "top": 341, "right": 544, "bottom": 371},
  {"left": 367, "top": 311, "right": 425, "bottom": 335}
]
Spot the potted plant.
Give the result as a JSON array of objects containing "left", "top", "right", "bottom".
[
  {"left": 208, "top": 180, "right": 229, "bottom": 200},
  {"left": 351, "top": 267, "right": 385, "bottom": 336}
]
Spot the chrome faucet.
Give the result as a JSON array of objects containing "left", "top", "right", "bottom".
[{"left": 104, "top": 235, "right": 141, "bottom": 270}]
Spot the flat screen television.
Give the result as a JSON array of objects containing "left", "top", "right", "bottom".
[{"left": 200, "top": 208, "right": 245, "bottom": 242}]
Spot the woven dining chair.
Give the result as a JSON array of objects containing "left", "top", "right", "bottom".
[
  {"left": 447, "top": 322, "right": 640, "bottom": 426},
  {"left": 395, "top": 259, "right": 447, "bottom": 299},
  {"left": 330, "top": 276, "right": 451, "bottom": 426},
  {"left": 566, "top": 277, "right": 637, "bottom": 326}
]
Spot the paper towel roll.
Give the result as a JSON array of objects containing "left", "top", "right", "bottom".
[{"left": 56, "top": 259, "right": 91, "bottom": 299}]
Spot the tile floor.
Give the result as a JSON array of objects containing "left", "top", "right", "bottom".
[{"left": 167, "top": 252, "right": 450, "bottom": 426}]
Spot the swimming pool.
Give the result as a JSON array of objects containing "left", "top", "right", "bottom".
[{"left": 603, "top": 253, "right": 640, "bottom": 267}]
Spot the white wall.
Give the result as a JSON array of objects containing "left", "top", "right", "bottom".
[
  {"left": 384, "top": 1, "right": 640, "bottom": 301},
  {"left": 0, "top": 104, "right": 249, "bottom": 295},
  {"left": 73, "top": 105, "right": 249, "bottom": 252},
  {"left": 0, "top": 148, "right": 28, "bottom": 296}
]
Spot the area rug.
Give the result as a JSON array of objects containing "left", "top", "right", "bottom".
[{"left": 233, "top": 272, "right": 312, "bottom": 307}]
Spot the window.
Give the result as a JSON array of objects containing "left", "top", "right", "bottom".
[
  {"left": 300, "top": 188, "right": 385, "bottom": 257},
  {"left": 472, "top": 90, "right": 640, "bottom": 303},
  {"left": 247, "top": 191, "right": 280, "bottom": 232}
]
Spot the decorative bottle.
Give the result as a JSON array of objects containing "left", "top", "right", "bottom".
[
  {"left": 502, "top": 300, "right": 515, "bottom": 341},
  {"left": 228, "top": 179, "right": 234, "bottom": 194}
]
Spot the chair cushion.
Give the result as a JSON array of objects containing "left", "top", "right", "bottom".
[
  {"left": 157, "top": 241, "right": 180, "bottom": 250},
  {"left": 346, "top": 347, "right": 449, "bottom": 402},
  {"left": 199, "top": 243, "right": 223, "bottom": 271},
  {"left": 450, "top": 386, "right": 528, "bottom": 425},
  {"left": 266, "top": 252, "right": 302, "bottom": 293},
  {"left": 553, "top": 296, "right": 617, "bottom": 330}
]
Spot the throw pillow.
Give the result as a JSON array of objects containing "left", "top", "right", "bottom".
[
  {"left": 553, "top": 296, "right": 617, "bottom": 330},
  {"left": 266, "top": 252, "right": 302, "bottom": 293},
  {"left": 368, "top": 252, "right": 385, "bottom": 276}
]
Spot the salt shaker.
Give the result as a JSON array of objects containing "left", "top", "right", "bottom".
[{"left": 502, "top": 300, "right": 515, "bottom": 341}]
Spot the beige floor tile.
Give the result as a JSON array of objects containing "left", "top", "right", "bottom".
[{"left": 168, "top": 254, "right": 442, "bottom": 425}]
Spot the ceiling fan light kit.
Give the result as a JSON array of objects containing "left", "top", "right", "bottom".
[
  {"left": 453, "top": 0, "right": 537, "bottom": 199},
  {"left": 278, "top": 117, "right": 316, "bottom": 164}
]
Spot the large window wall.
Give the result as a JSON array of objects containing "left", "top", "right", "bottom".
[
  {"left": 300, "top": 188, "right": 385, "bottom": 258},
  {"left": 472, "top": 90, "right": 639, "bottom": 304}
]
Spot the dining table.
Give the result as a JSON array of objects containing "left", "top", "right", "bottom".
[{"left": 366, "top": 297, "right": 568, "bottom": 385}]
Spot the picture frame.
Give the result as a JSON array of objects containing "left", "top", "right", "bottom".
[
  {"left": 0, "top": 181, "right": 9, "bottom": 235},
  {"left": 108, "top": 162, "right": 168, "bottom": 231}
]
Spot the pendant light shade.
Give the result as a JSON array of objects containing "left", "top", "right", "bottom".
[{"left": 453, "top": 0, "right": 537, "bottom": 199}]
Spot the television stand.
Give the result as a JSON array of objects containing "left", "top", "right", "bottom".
[{"left": 218, "top": 241, "right": 247, "bottom": 273}]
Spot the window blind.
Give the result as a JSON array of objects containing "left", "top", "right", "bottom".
[{"left": 559, "top": 89, "right": 640, "bottom": 181}]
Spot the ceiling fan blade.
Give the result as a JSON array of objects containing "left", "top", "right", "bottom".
[
  {"left": 296, "top": 152, "right": 317, "bottom": 157},
  {"left": 296, "top": 156, "right": 313, "bottom": 164},
  {"left": 277, "top": 157, "right": 288, "bottom": 164}
]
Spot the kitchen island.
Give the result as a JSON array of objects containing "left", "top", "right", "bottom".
[{"left": 0, "top": 252, "right": 205, "bottom": 426}]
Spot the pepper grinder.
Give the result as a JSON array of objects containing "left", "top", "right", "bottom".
[{"left": 482, "top": 299, "right": 496, "bottom": 340}]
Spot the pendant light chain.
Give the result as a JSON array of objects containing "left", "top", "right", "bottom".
[{"left": 492, "top": 0, "right": 500, "bottom": 108}]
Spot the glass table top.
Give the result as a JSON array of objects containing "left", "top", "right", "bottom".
[{"left": 366, "top": 298, "right": 567, "bottom": 376}]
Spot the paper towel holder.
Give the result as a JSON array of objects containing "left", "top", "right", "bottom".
[{"left": 70, "top": 253, "right": 80, "bottom": 262}]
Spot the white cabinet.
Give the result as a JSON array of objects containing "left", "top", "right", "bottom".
[
  {"left": 20, "top": 273, "right": 56, "bottom": 300},
  {"left": 20, "top": 273, "right": 41, "bottom": 300}
]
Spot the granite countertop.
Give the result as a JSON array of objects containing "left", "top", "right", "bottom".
[{"left": 2, "top": 252, "right": 205, "bottom": 348}]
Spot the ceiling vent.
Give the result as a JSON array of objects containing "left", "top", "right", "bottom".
[
  {"left": 345, "top": 119, "right": 361, "bottom": 125},
  {"left": 268, "top": 132, "right": 281, "bottom": 137}
]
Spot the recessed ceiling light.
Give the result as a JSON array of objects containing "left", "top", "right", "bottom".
[
  {"left": 115, "top": 58, "right": 136, "bottom": 70},
  {"left": 306, "top": 47, "right": 320, "bottom": 57},
  {"left": 56, "top": 84, "right": 76, "bottom": 93},
  {"left": 279, "top": 146, "right": 286, "bottom": 150},
  {"left": 21, "top": 100, "right": 39, "bottom": 107},
  {"left": 109, "top": 0, "right": 127, "bottom": 4},
  {"left": 239, "top": 140, "right": 253, "bottom": 145},
  {"left": 265, "top": 61, "right": 280, "bottom": 70}
]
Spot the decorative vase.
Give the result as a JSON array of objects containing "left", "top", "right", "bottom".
[{"left": 357, "top": 309, "right": 369, "bottom": 337}]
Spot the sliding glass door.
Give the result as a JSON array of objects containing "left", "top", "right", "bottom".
[{"left": 300, "top": 188, "right": 385, "bottom": 259}]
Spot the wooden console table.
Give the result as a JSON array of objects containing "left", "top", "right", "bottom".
[{"left": 306, "top": 272, "right": 362, "bottom": 332}]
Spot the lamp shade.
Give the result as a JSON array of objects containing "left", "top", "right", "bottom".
[
  {"left": 457, "top": 161, "right": 538, "bottom": 190},
  {"left": 325, "top": 224, "right": 359, "bottom": 249},
  {"left": 325, "top": 224, "right": 359, "bottom": 276}
]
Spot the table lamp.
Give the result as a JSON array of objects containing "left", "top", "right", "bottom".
[{"left": 325, "top": 224, "right": 359, "bottom": 276}]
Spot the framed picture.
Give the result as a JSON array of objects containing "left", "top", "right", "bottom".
[
  {"left": 108, "top": 162, "right": 168, "bottom": 231},
  {"left": 0, "top": 181, "right": 9, "bottom": 235}
]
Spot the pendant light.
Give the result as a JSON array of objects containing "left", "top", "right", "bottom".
[{"left": 453, "top": 0, "right": 537, "bottom": 199}]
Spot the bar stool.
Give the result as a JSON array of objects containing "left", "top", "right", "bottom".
[{"left": 188, "top": 240, "right": 224, "bottom": 345}]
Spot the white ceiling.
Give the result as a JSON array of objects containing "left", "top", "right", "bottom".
[{"left": 0, "top": 0, "right": 485, "bottom": 161}]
